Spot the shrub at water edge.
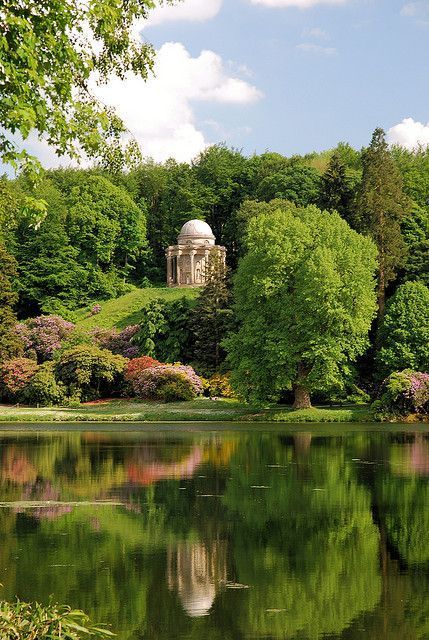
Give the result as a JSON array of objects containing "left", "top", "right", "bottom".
[
  {"left": 21, "top": 362, "right": 66, "bottom": 406},
  {"left": 56, "top": 345, "right": 127, "bottom": 402},
  {"left": 132, "top": 365, "right": 203, "bottom": 402},
  {"left": 0, "top": 358, "right": 38, "bottom": 402},
  {"left": 373, "top": 370, "right": 429, "bottom": 419}
]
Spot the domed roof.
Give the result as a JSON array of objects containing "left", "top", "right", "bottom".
[{"left": 178, "top": 219, "right": 215, "bottom": 240}]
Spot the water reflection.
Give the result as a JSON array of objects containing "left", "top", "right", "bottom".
[
  {"left": 167, "top": 541, "right": 227, "bottom": 617},
  {"left": 0, "top": 429, "right": 427, "bottom": 639}
]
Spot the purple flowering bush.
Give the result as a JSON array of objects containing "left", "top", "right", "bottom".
[
  {"left": 90, "top": 304, "right": 102, "bottom": 316},
  {"left": 17, "top": 315, "right": 75, "bottom": 362},
  {"left": 91, "top": 325, "right": 140, "bottom": 359},
  {"left": 132, "top": 364, "right": 203, "bottom": 402},
  {"left": 373, "top": 370, "right": 429, "bottom": 419}
]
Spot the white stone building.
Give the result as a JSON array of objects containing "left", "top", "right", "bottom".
[{"left": 166, "top": 219, "right": 226, "bottom": 287}]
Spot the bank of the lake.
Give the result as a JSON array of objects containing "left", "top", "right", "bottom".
[{"left": 0, "top": 398, "right": 374, "bottom": 423}]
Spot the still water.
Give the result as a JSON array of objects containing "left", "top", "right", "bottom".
[{"left": 0, "top": 424, "right": 428, "bottom": 639}]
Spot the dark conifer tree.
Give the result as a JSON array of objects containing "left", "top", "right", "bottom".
[
  {"left": 356, "top": 128, "right": 410, "bottom": 319},
  {"left": 319, "top": 151, "right": 355, "bottom": 224},
  {"left": 0, "top": 244, "right": 22, "bottom": 363},
  {"left": 192, "top": 252, "right": 235, "bottom": 374}
]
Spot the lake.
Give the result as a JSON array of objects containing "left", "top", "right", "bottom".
[{"left": 0, "top": 423, "right": 428, "bottom": 639}]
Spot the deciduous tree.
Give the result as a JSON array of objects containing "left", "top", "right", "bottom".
[
  {"left": 1, "top": 0, "right": 176, "bottom": 174},
  {"left": 377, "top": 282, "right": 429, "bottom": 376},
  {"left": 225, "top": 203, "right": 378, "bottom": 408}
]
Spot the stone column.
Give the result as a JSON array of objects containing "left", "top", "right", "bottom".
[
  {"left": 190, "top": 250, "right": 196, "bottom": 285},
  {"left": 166, "top": 253, "right": 172, "bottom": 286},
  {"left": 204, "top": 249, "right": 210, "bottom": 283},
  {"left": 177, "top": 250, "right": 182, "bottom": 285}
]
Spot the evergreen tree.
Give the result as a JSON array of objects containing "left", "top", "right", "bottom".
[
  {"left": 319, "top": 151, "right": 356, "bottom": 224},
  {"left": 356, "top": 128, "right": 410, "bottom": 318},
  {"left": 192, "top": 252, "right": 235, "bottom": 374},
  {"left": 0, "top": 244, "right": 22, "bottom": 364}
]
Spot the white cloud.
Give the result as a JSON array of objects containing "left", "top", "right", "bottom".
[
  {"left": 302, "top": 26, "right": 329, "bottom": 38},
  {"left": 143, "top": 0, "right": 222, "bottom": 27},
  {"left": 249, "top": 0, "right": 347, "bottom": 8},
  {"left": 401, "top": 1, "right": 429, "bottom": 17},
  {"left": 94, "top": 42, "right": 262, "bottom": 163},
  {"left": 387, "top": 117, "right": 429, "bottom": 149},
  {"left": 296, "top": 42, "right": 337, "bottom": 54}
]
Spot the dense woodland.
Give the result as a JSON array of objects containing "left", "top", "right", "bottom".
[{"left": 0, "top": 129, "right": 428, "bottom": 414}]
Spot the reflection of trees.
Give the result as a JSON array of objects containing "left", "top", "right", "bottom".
[
  {"left": 376, "top": 439, "right": 429, "bottom": 567},
  {"left": 127, "top": 446, "right": 204, "bottom": 485},
  {"left": 222, "top": 436, "right": 381, "bottom": 638},
  {"left": 3, "top": 431, "right": 429, "bottom": 639}
]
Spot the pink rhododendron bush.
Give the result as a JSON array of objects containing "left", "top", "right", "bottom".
[
  {"left": 0, "top": 358, "right": 38, "bottom": 402},
  {"left": 373, "top": 370, "right": 429, "bottom": 420},
  {"left": 124, "top": 356, "right": 162, "bottom": 383},
  {"left": 131, "top": 364, "right": 204, "bottom": 402}
]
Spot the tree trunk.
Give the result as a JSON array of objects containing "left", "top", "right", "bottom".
[
  {"left": 293, "top": 363, "right": 312, "bottom": 409},
  {"left": 377, "top": 266, "right": 385, "bottom": 321},
  {"left": 293, "top": 384, "right": 312, "bottom": 409}
]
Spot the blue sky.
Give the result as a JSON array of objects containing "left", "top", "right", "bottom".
[{"left": 21, "top": 0, "right": 429, "bottom": 165}]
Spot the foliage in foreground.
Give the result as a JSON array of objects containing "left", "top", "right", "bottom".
[{"left": 0, "top": 599, "right": 114, "bottom": 639}]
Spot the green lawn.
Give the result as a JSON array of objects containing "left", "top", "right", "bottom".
[
  {"left": 0, "top": 399, "right": 373, "bottom": 423},
  {"left": 75, "top": 286, "right": 197, "bottom": 329}
]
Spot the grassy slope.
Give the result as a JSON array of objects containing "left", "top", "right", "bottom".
[
  {"left": 0, "top": 399, "right": 372, "bottom": 423},
  {"left": 74, "top": 287, "right": 198, "bottom": 329}
]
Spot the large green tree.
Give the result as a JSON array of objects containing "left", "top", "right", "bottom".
[
  {"left": 225, "top": 203, "right": 378, "bottom": 408},
  {"left": 377, "top": 281, "right": 429, "bottom": 376},
  {"left": 1, "top": 0, "right": 175, "bottom": 174},
  {"left": 356, "top": 129, "right": 410, "bottom": 318},
  {"left": 193, "top": 145, "right": 252, "bottom": 250},
  {"left": 257, "top": 163, "right": 320, "bottom": 207}
]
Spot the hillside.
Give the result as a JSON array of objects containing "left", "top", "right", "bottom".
[{"left": 75, "top": 287, "right": 198, "bottom": 330}]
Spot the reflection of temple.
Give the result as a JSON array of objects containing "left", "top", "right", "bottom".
[{"left": 167, "top": 541, "right": 227, "bottom": 617}]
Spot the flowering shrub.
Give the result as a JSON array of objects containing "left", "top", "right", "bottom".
[
  {"left": 90, "top": 304, "right": 102, "bottom": 315},
  {"left": 0, "top": 358, "right": 38, "bottom": 402},
  {"left": 125, "top": 356, "right": 162, "bottom": 382},
  {"left": 91, "top": 325, "right": 139, "bottom": 359},
  {"left": 132, "top": 364, "right": 203, "bottom": 402},
  {"left": 372, "top": 370, "right": 429, "bottom": 419},
  {"left": 207, "top": 373, "right": 236, "bottom": 398},
  {"left": 17, "top": 315, "right": 75, "bottom": 362},
  {"left": 56, "top": 345, "right": 127, "bottom": 401}
]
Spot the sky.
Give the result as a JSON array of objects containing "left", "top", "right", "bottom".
[{"left": 20, "top": 0, "right": 429, "bottom": 165}]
